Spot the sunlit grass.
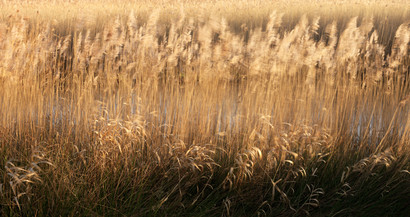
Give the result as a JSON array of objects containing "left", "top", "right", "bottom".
[{"left": 0, "top": 0, "right": 409, "bottom": 216}]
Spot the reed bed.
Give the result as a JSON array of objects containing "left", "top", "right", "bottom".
[{"left": 0, "top": 0, "right": 409, "bottom": 216}]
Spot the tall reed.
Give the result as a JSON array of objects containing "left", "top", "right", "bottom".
[{"left": 0, "top": 1, "right": 409, "bottom": 216}]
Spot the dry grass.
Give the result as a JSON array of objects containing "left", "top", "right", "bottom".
[{"left": 0, "top": 0, "right": 409, "bottom": 216}]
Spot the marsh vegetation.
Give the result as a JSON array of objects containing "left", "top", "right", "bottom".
[{"left": 0, "top": 0, "right": 409, "bottom": 216}]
